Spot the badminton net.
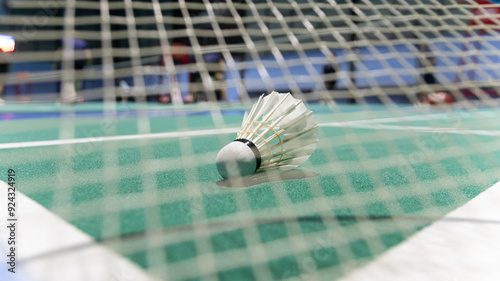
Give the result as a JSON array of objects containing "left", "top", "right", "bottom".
[{"left": 1, "top": 0, "right": 500, "bottom": 280}]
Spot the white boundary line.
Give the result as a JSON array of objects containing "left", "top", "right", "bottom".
[
  {"left": 0, "top": 127, "right": 240, "bottom": 150},
  {"left": 340, "top": 181, "right": 500, "bottom": 281},
  {"left": 1, "top": 120, "right": 500, "bottom": 150},
  {"left": 337, "top": 112, "right": 459, "bottom": 124},
  {"left": 0, "top": 181, "right": 158, "bottom": 281},
  {"left": 321, "top": 122, "right": 500, "bottom": 136}
]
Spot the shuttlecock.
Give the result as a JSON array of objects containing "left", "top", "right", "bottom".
[{"left": 216, "top": 91, "right": 318, "bottom": 179}]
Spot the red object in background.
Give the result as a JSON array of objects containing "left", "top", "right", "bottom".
[
  {"left": 158, "top": 94, "right": 171, "bottom": 104},
  {"left": 461, "top": 88, "right": 500, "bottom": 99},
  {"left": 455, "top": 1, "right": 500, "bottom": 84},
  {"left": 423, "top": 92, "right": 455, "bottom": 105},
  {"left": 468, "top": 0, "right": 500, "bottom": 32},
  {"left": 161, "top": 43, "right": 189, "bottom": 66}
]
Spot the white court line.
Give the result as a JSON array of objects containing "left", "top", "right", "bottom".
[
  {"left": 0, "top": 181, "right": 158, "bottom": 281},
  {"left": 341, "top": 112, "right": 459, "bottom": 124},
  {"left": 1, "top": 121, "right": 500, "bottom": 150},
  {"left": 334, "top": 109, "right": 496, "bottom": 125},
  {"left": 321, "top": 122, "right": 500, "bottom": 136},
  {"left": 0, "top": 127, "right": 240, "bottom": 150},
  {"left": 340, "top": 181, "right": 500, "bottom": 281}
]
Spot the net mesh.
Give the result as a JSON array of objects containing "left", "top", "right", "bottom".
[
  {"left": 1, "top": 0, "right": 499, "bottom": 105},
  {"left": 2, "top": 1, "right": 500, "bottom": 281}
]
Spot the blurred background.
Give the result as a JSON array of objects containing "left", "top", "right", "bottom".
[{"left": 0, "top": 0, "right": 499, "bottom": 105}]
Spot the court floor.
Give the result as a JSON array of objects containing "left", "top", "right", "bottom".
[{"left": 1, "top": 102, "right": 500, "bottom": 280}]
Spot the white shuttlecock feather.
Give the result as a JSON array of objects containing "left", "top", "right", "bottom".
[{"left": 216, "top": 91, "right": 319, "bottom": 179}]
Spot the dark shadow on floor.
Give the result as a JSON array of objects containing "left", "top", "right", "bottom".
[{"left": 216, "top": 169, "right": 319, "bottom": 188}]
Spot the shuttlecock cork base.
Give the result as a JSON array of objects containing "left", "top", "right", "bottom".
[
  {"left": 216, "top": 139, "right": 262, "bottom": 178},
  {"left": 216, "top": 91, "right": 319, "bottom": 179}
]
